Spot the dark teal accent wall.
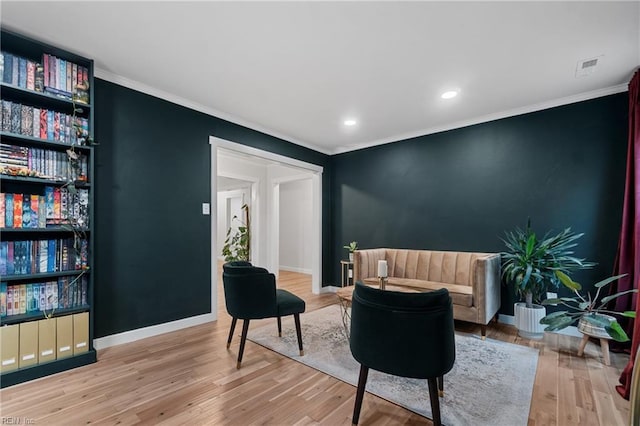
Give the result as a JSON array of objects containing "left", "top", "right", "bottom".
[
  {"left": 94, "top": 76, "right": 626, "bottom": 334},
  {"left": 93, "top": 79, "right": 331, "bottom": 337},
  {"left": 331, "top": 94, "right": 628, "bottom": 315}
]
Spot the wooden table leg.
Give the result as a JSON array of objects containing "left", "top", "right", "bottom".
[
  {"left": 577, "top": 334, "right": 590, "bottom": 357},
  {"left": 600, "top": 338, "right": 611, "bottom": 366}
]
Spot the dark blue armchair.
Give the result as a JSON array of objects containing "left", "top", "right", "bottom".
[
  {"left": 222, "top": 261, "right": 306, "bottom": 369},
  {"left": 349, "top": 282, "right": 456, "bottom": 425}
]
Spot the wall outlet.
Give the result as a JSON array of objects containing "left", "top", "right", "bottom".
[
  {"left": 202, "top": 203, "right": 210, "bottom": 215},
  {"left": 546, "top": 292, "right": 558, "bottom": 305}
]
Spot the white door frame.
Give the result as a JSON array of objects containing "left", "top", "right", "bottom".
[{"left": 210, "top": 136, "right": 323, "bottom": 320}]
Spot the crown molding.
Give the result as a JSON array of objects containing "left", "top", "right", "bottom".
[
  {"left": 332, "top": 83, "right": 629, "bottom": 155},
  {"left": 94, "top": 68, "right": 333, "bottom": 155},
  {"left": 95, "top": 67, "right": 627, "bottom": 157}
]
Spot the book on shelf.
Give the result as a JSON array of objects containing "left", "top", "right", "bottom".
[
  {"left": 21, "top": 194, "right": 31, "bottom": 228},
  {"left": 35, "top": 63, "right": 44, "bottom": 92},
  {"left": 46, "top": 109, "right": 54, "bottom": 140},
  {"left": 33, "top": 107, "right": 40, "bottom": 139},
  {"left": 18, "top": 284, "right": 26, "bottom": 314},
  {"left": 25, "top": 284, "right": 33, "bottom": 312},
  {"left": 18, "top": 57, "right": 26, "bottom": 89},
  {"left": 1, "top": 100, "right": 10, "bottom": 132},
  {"left": 30, "top": 195, "right": 39, "bottom": 229},
  {"left": 21, "top": 105, "right": 33, "bottom": 137},
  {"left": 26, "top": 61, "right": 35, "bottom": 91},
  {"left": 53, "top": 187, "right": 61, "bottom": 219},
  {"left": 39, "top": 240, "right": 47, "bottom": 273},
  {"left": 1, "top": 51, "right": 89, "bottom": 101},
  {"left": 5, "top": 193, "right": 13, "bottom": 228},
  {"left": 11, "top": 55, "right": 18, "bottom": 86},
  {"left": 47, "top": 239, "right": 56, "bottom": 272},
  {"left": 6, "top": 242, "right": 14, "bottom": 275},
  {"left": 0, "top": 242, "right": 6, "bottom": 275},
  {"left": 0, "top": 282, "right": 6, "bottom": 317},
  {"left": 6, "top": 284, "right": 14, "bottom": 316},
  {"left": 2, "top": 53, "right": 12, "bottom": 84},
  {"left": 0, "top": 192, "right": 4, "bottom": 228},
  {"left": 0, "top": 237, "right": 88, "bottom": 274},
  {"left": 38, "top": 195, "right": 46, "bottom": 228},
  {"left": 10, "top": 102, "right": 20, "bottom": 134},
  {"left": 12, "top": 193, "right": 22, "bottom": 228},
  {"left": 39, "top": 108, "right": 47, "bottom": 139}
]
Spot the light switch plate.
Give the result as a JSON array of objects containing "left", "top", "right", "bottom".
[{"left": 202, "top": 203, "right": 210, "bottom": 215}]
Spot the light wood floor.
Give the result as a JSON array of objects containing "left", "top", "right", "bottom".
[{"left": 0, "top": 269, "right": 631, "bottom": 425}]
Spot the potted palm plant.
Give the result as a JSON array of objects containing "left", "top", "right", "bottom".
[{"left": 501, "top": 220, "right": 594, "bottom": 339}]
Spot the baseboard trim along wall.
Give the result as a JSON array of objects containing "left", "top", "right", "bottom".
[
  {"left": 280, "top": 265, "right": 313, "bottom": 275},
  {"left": 499, "top": 314, "right": 515, "bottom": 325},
  {"left": 94, "top": 313, "right": 216, "bottom": 350}
]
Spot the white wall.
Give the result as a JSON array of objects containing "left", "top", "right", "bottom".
[{"left": 279, "top": 179, "right": 313, "bottom": 274}]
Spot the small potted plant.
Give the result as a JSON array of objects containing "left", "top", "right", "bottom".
[
  {"left": 541, "top": 271, "right": 637, "bottom": 342},
  {"left": 501, "top": 220, "right": 594, "bottom": 339},
  {"left": 343, "top": 241, "right": 358, "bottom": 262},
  {"left": 222, "top": 204, "right": 250, "bottom": 262}
]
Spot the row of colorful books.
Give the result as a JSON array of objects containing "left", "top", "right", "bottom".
[
  {"left": 0, "top": 238, "right": 88, "bottom": 276},
  {"left": 1, "top": 188, "right": 90, "bottom": 229},
  {"left": 1, "top": 51, "right": 90, "bottom": 104},
  {"left": 1, "top": 143, "right": 89, "bottom": 182},
  {"left": 0, "top": 276, "right": 88, "bottom": 317},
  {"left": 1, "top": 100, "right": 90, "bottom": 146}
]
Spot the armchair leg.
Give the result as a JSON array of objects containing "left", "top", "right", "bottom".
[
  {"left": 481, "top": 324, "right": 487, "bottom": 340},
  {"left": 277, "top": 316, "right": 282, "bottom": 337},
  {"left": 227, "top": 317, "right": 237, "bottom": 349},
  {"left": 293, "top": 313, "right": 304, "bottom": 356},
  {"left": 237, "top": 319, "right": 250, "bottom": 369},
  {"left": 437, "top": 375, "right": 444, "bottom": 397},
  {"left": 352, "top": 365, "right": 369, "bottom": 425},
  {"left": 428, "top": 377, "right": 442, "bottom": 426}
]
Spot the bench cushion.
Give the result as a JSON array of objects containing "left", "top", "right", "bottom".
[{"left": 362, "top": 277, "right": 474, "bottom": 307}]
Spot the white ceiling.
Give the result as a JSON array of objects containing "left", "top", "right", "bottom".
[{"left": 2, "top": 1, "right": 638, "bottom": 155}]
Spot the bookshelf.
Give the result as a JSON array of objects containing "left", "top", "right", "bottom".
[{"left": 0, "top": 29, "right": 96, "bottom": 387}]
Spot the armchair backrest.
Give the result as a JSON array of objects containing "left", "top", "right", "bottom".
[
  {"left": 222, "top": 262, "right": 278, "bottom": 319},
  {"left": 350, "top": 282, "right": 455, "bottom": 379}
]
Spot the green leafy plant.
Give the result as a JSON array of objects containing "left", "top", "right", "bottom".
[
  {"left": 222, "top": 204, "right": 250, "bottom": 262},
  {"left": 501, "top": 220, "right": 594, "bottom": 308},
  {"left": 45, "top": 88, "right": 94, "bottom": 319},
  {"left": 343, "top": 241, "right": 358, "bottom": 253},
  {"left": 540, "top": 271, "right": 637, "bottom": 342}
]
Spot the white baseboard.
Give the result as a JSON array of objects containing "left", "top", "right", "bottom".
[
  {"left": 320, "top": 285, "right": 340, "bottom": 293},
  {"left": 499, "top": 314, "right": 515, "bottom": 325},
  {"left": 279, "top": 265, "right": 312, "bottom": 274},
  {"left": 94, "top": 313, "right": 216, "bottom": 350}
]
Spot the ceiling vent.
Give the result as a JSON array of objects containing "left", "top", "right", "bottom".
[{"left": 575, "top": 56, "right": 602, "bottom": 77}]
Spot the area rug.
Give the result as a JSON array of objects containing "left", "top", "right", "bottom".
[{"left": 247, "top": 304, "right": 538, "bottom": 426}]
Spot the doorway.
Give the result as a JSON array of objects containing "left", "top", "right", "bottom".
[{"left": 210, "top": 137, "right": 323, "bottom": 320}]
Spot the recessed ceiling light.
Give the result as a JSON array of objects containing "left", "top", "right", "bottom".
[
  {"left": 344, "top": 119, "right": 357, "bottom": 126},
  {"left": 441, "top": 90, "right": 458, "bottom": 99}
]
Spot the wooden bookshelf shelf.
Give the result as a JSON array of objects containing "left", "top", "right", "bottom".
[
  {"left": 1, "top": 305, "right": 90, "bottom": 326},
  {"left": 3, "top": 269, "right": 87, "bottom": 282},
  {"left": 0, "top": 131, "right": 94, "bottom": 151}
]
